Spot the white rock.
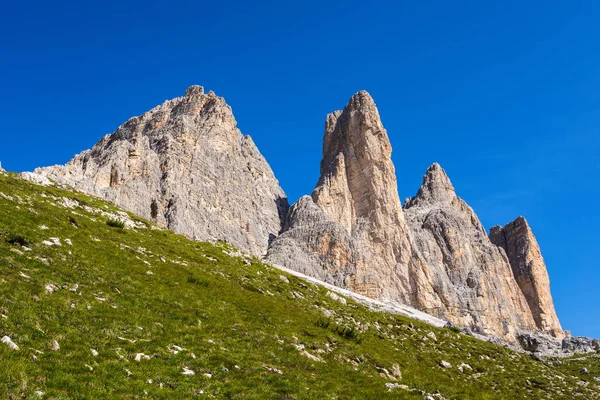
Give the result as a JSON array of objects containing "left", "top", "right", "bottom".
[
  {"left": 51, "top": 340, "right": 60, "bottom": 351},
  {"left": 279, "top": 275, "right": 289, "bottom": 284},
  {"left": 182, "top": 367, "right": 195, "bottom": 375},
  {"left": 458, "top": 363, "right": 472, "bottom": 373},
  {"left": 134, "top": 353, "right": 150, "bottom": 361},
  {"left": 326, "top": 291, "right": 347, "bottom": 305},
  {"left": 42, "top": 237, "right": 61, "bottom": 246},
  {"left": 20, "top": 172, "right": 53, "bottom": 186},
  {"left": 40, "top": 225, "right": 49, "bottom": 230},
  {"left": 2, "top": 336, "right": 19, "bottom": 350},
  {"left": 385, "top": 382, "right": 409, "bottom": 390},
  {"left": 169, "top": 344, "right": 185, "bottom": 354},
  {"left": 45, "top": 283, "right": 58, "bottom": 295},
  {"left": 90, "top": 349, "right": 99, "bottom": 356},
  {"left": 439, "top": 360, "right": 452, "bottom": 368},
  {"left": 64, "top": 239, "right": 73, "bottom": 246}
]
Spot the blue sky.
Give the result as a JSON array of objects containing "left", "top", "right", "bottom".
[{"left": 1, "top": 1, "right": 599, "bottom": 337}]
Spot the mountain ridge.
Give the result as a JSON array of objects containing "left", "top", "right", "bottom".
[{"left": 31, "top": 85, "right": 566, "bottom": 343}]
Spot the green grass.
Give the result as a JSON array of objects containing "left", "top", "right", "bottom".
[
  {"left": 0, "top": 171, "right": 598, "bottom": 399},
  {"left": 106, "top": 218, "right": 126, "bottom": 229}
]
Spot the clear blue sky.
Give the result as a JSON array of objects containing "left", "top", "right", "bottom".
[{"left": 1, "top": 1, "right": 599, "bottom": 337}]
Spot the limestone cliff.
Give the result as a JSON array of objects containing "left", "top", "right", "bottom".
[
  {"left": 35, "top": 86, "right": 288, "bottom": 256},
  {"left": 32, "top": 85, "right": 563, "bottom": 341},
  {"left": 404, "top": 164, "right": 538, "bottom": 338},
  {"left": 268, "top": 90, "right": 560, "bottom": 340},
  {"left": 267, "top": 91, "right": 415, "bottom": 302},
  {"left": 490, "top": 217, "right": 563, "bottom": 337}
]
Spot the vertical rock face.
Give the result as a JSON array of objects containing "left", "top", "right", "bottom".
[
  {"left": 267, "top": 91, "right": 414, "bottom": 301},
  {"left": 35, "top": 86, "right": 288, "bottom": 256},
  {"left": 490, "top": 217, "right": 563, "bottom": 337},
  {"left": 32, "top": 85, "right": 563, "bottom": 342},
  {"left": 404, "top": 164, "right": 538, "bottom": 338},
  {"left": 268, "top": 90, "right": 561, "bottom": 340}
]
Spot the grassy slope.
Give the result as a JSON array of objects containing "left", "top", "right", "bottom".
[{"left": 0, "top": 172, "right": 598, "bottom": 400}]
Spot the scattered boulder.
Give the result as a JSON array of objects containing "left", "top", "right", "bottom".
[
  {"left": 326, "top": 291, "right": 347, "bottom": 305},
  {"left": 1, "top": 336, "right": 19, "bottom": 350},
  {"left": 181, "top": 367, "right": 195, "bottom": 375},
  {"left": 562, "top": 335, "right": 600, "bottom": 354},
  {"left": 45, "top": 283, "right": 59, "bottom": 295},
  {"left": 135, "top": 353, "right": 151, "bottom": 361},
  {"left": 439, "top": 360, "right": 452, "bottom": 369},
  {"left": 457, "top": 363, "right": 472, "bottom": 373},
  {"left": 516, "top": 332, "right": 561, "bottom": 356},
  {"left": 385, "top": 382, "right": 409, "bottom": 390}
]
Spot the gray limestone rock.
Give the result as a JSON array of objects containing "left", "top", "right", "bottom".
[
  {"left": 268, "top": 91, "right": 555, "bottom": 341},
  {"left": 517, "top": 331, "right": 562, "bottom": 355},
  {"left": 562, "top": 335, "right": 600, "bottom": 354},
  {"left": 404, "top": 163, "right": 538, "bottom": 339},
  {"left": 490, "top": 217, "right": 563, "bottom": 338},
  {"left": 268, "top": 91, "right": 416, "bottom": 302},
  {"left": 35, "top": 86, "right": 288, "bottom": 256}
]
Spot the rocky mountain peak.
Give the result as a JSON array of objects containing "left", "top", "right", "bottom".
[
  {"left": 490, "top": 217, "right": 564, "bottom": 338},
  {"left": 319, "top": 90, "right": 389, "bottom": 184},
  {"left": 184, "top": 85, "right": 204, "bottom": 97},
  {"left": 269, "top": 90, "right": 415, "bottom": 301},
  {"left": 314, "top": 90, "right": 399, "bottom": 231},
  {"left": 405, "top": 163, "right": 456, "bottom": 208},
  {"left": 34, "top": 86, "right": 288, "bottom": 256}
]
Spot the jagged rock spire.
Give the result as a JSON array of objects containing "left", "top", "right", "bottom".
[
  {"left": 270, "top": 90, "right": 415, "bottom": 301},
  {"left": 405, "top": 163, "right": 455, "bottom": 208},
  {"left": 403, "top": 163, "right": 538, "bottom": 338},
  {"left": 313, "top": 90, "right": 404, "bottom": 233},
  {"left": 490, "top": 217, "right": 564, "bottom": 338}
]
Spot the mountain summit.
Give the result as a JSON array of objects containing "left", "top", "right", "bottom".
[
  {"left": 269, "top": 91, "right": 562, "bottom": 341},
  {"left": 36, "top": 86, "right": 288, "bottom": 256},
  {"left": 34, "top": 86, "right": 562, "bottom": 342}
]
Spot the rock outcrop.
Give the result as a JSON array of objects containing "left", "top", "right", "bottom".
[
  {"left": 267, "top": 91, "right": 416, "bottom": 302},
  {"left": 490, "top": 217, "right": 563, "bottom": 337},
  {"left": 35, "top": 86, "right": 288, "bottom": 256},
  {"left": 32, "top": 85, "right": 565, "bottom": 343},
  {"left": 404, "top": 164, "right": 537, "bottom": 338},
  {"left": 268, "top": 90, "right": 561, "bottom": 341}
]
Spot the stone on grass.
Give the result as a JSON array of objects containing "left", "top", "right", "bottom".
[{"left": 2, "top": 336, "right": 19, "bottom": 350}]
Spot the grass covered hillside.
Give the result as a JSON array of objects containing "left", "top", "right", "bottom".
[{"left": 0, "top": 171, "right": 599, "bottom": 399}]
